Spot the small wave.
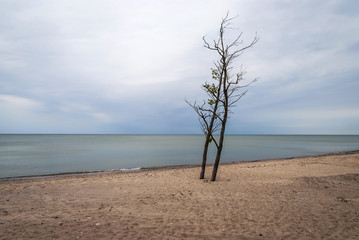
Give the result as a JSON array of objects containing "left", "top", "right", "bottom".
[{"left": 119, "top": 167, "right": 142, "bottom": 172}]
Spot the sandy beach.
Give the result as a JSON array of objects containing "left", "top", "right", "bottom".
[{"left": 1, "top": 152, "right": 358, "bottom": 239}]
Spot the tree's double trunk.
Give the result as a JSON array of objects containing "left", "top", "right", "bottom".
[
  {"left": 211, "top": 105, "right": 227, "bottom": 181},
  {"left": 200, "top": 71, "right": 223, "bottom": 179},
  {"left": 200, "top": 99, "right": 221, "bottom": 179},
  {"left": 211, "top": 58, "right": 228, "bottom": 181}
]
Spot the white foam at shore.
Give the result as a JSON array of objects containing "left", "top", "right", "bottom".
[{"left": 118, "top": 167, "right": 142, "bottom": 172}]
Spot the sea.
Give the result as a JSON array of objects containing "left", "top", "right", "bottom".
[{"left": 1, "top": 134, "right": 359, "bottom": 179}]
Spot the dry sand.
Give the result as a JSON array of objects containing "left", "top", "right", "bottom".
[{"left": 1, "top": 152, "right": 359, "bottom": 239}]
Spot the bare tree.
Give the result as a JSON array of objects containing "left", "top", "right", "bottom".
[{"left": 187, "top": 12, "right": 259, "bottom": 181}]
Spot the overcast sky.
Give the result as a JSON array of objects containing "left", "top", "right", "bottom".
[{"left": 1, "top": 0, "right": 358, "bottom": 134}]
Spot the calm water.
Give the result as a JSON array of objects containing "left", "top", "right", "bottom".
[{"left": 1, "top": 134, "right": 359, "bottom": 178}]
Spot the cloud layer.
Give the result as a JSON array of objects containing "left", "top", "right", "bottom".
[{"left": 1, "top": 0, "right": 359, "bottom": 134}]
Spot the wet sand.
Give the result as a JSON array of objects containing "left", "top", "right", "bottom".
[{"left": 1, "top": 152, "right": 359, "bottom": 239}]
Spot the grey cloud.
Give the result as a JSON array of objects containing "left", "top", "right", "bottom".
[{"left": 1, "top": 0, "right": 358, "bottom": 134}]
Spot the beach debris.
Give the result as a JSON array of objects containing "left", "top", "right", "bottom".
[
  {"left": 338, "top": 197, "right": 349, "bottom": 203},
  {"left": 0, "top": 209, "right": 9, "bottom": 216},
  {"left": 96, "top": 222, "right": 100, "bottom": 226}
]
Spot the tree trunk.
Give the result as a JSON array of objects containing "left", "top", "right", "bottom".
[
  {"left": 211, "top": 123, "right": 225, "bottom": 181},
  {"left": 200, "top": 136, "right": 210, "bottom": 179},
  {"left": 210, "top": 144, "right": 222, "bottom": 181}
]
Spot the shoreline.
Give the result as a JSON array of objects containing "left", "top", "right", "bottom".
[
  {"left": 2, "top": 149, "right": 359, "bottom": 182},
  {"left": 1, "top": 151, "right": 358, "bottom": 239}
]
